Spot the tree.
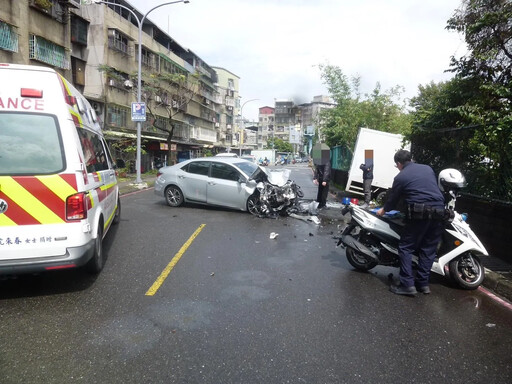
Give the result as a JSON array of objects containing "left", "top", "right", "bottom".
[
  {"left": 412, "top": 0, "right": 512, "bottom": 200},
  {"left": 137, "top": 71, "right": 200, "bottom": 165},
  {"left": 265, "top": 137, "right": 293, "bottom": 153},
  {"left": 99, "top": 65, "right": 200, "bottom": 166},
  {"left": 409, "top": 77, "right": 485, "bottom": 171},
  {"left": 317, "top": 64, "right": 411, "bottom": 151}
]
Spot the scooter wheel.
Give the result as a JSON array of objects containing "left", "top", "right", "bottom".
[
  {"left": 448, "top": 252, "right": 485, "bottom": 290},
  {"left": 346, "top": 247, "right": 378, "bottom": 271}
]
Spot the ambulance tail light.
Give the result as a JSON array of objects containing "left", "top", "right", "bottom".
[
  {"left": 66, "top": 193, "right": 88, "bottom": 220},
  {"left": 21, "top": 88, "right": 43, "bottom": 98}
]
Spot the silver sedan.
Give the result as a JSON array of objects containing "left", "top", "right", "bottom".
[{"left": 154, "top": 157, "right": 264, "bottom": 214}]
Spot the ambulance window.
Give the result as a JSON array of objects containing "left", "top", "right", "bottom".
[
  {"left": 102, "top": 138, "right": 114, "bottom": 168},
  {"left": 76, "top": 128, "right": 109, "bottom": 173},
  {"left": 0, "top": 113, "right": 64, "bottom": 175}
]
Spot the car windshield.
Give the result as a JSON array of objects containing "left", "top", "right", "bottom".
[
  {"left": 0, "top": 112, "right": 64, "bottom": 175},
  {"left": 233, "top": 160, "right": 259, "bottom": 178}
]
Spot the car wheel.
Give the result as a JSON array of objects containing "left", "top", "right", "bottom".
[
  {"left": 165, "top": 185, "right": 184, "bottom": 207},
  {"left": 85, "top": 223, "right": 104, "bottom": 274},
  {"left": 247, "top": 194, "right": 262, "bottom": 216}
]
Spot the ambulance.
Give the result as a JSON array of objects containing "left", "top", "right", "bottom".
[{"left": 0, "top": 63, "right": 120, "bottom": 275}]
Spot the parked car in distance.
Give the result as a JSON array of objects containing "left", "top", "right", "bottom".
[
  {"left": 154, "top": 157, "right": 265, "bottom": 214},
  {"left": 215, "top": 153, "right": 238, "bottom": 157}
]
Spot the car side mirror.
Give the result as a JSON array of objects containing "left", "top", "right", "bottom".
[{"left": 245, "top": 179, "right": 257, "bottom": 188}]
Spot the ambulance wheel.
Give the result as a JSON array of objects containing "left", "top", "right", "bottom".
[
  {"left": 165, "top": 185, "right": 184, "bottom": 207},
  {"left": 86, "top": 224, "right": 104, "bottom": 274},
  {"left": 113, "top": 197, "right": 121, "bottom": 225}
]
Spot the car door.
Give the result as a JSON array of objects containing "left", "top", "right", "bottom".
[
  {"left": 78, "top": 128, "right": 118, "bottom": 229},
  {"left": 179, "top": 160, "right": 210, "bottom": 203},
  {"left": 207, "top": 162, "right": 247, "bottom": 209}
]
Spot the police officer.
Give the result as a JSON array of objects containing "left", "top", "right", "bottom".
[
  {"left": 360, "top": 158, "right": 374, "bottom": 207},
  {"left": 313, "top": 161, "right": 331, "bottom": 208},
  {"left": 376, "top": 149, "right": 445, "bottom": 296}
]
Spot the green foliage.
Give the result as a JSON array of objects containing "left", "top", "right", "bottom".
[
  {"left": 98, "top": 65, "right": 200, "bottom": 166},
  {"left": 266, "top": 137, "right": 293, "bottom": 153},
  {"left": 317, "top": 64, "right": 411, "bottom": 152},
  {"left": 410, "top": 0, "right": 512, "bottom": 201}
]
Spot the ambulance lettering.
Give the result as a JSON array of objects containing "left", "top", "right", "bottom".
[
  {"left": 0, "top": 97, "right": 44, "bottom": 111},
  {"left": 0, "top": 235, "right": 55, "bottom": 248}
]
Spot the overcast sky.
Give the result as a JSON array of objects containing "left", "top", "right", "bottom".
[{"left": 129, "top": 0, "right": 466, "bottom": 121}]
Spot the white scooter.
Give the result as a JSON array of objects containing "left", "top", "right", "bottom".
[{"left": 337, "top": 169, "right": 488, "bottom": 290}]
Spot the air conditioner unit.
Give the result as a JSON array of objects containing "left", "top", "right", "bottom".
[
  {"left": 108, "top": 79, "right": 116, "bottom": 86},
  {"left": 227, "top": 106, "right": 233, "bottom": 111},
  {"left": 205, "top": 99, "right": 210, "bottom": 105},
  {"left": 215, "top": 122, "right": 220, "bottom": 127},
  {"left": 154, "top": 95, "right": 162, "bottom": 103},
  {"left": 92, "top": 102, "right": 103, "bottom": 114},
  {"left": 123, "top": 80, "right": 133, "bottom": 88}
]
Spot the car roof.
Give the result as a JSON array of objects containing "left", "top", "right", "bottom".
[{"left": 183, "top": 157, "right": 249, "bottom": 165}]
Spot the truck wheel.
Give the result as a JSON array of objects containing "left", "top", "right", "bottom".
[{"left": 374, "top": 191, "right": 387, "bottom": 206}]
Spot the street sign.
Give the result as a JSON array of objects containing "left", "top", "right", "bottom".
[{"left": 131, "top": 102, "right": 146, "bottom": 121}]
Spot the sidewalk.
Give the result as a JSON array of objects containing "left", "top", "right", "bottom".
[
  {"left": 320, "top": 187, "right": 512, "bottom": 304},
  {"left": 117, "top": 172, "right": 156, "bottom": 196}
]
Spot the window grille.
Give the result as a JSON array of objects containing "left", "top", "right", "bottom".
[
  {"left": 0, "top": 21, "right": 19, "bottom": 52},
  {"left": 29, "top": 35, "right": 69, "bottom": 69},
  {"left": 71, "top": 17, "right": 88, "bottom": 46},
  {"left": 107, "top": 105, "right": 128, "bottom": 128},
  {"left": 108, "top": 29, "right": 132, "bottom": 56}
]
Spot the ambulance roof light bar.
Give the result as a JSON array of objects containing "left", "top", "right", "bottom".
[{"left": 21, "top": 88, "right": 43, "bottom": 98}]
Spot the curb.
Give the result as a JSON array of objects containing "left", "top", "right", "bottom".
[
  {"left": 118, "top": 177, "right": 155, "bottom": 196},
  {"left": 483, "top": 269, "right": 512, "bottom": 302}
]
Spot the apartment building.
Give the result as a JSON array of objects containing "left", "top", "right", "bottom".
[
  {"left": 258, "top": 106, "right": 275, "bottom": 150},
  {"left": 0, "top": 0, "right": 236, "bottom": 168},
  {"left": 274, "top": 99, "right": 298, "bottom": 142},
  {"left": 211, "top": 66, "right": 239, "bottom": 151},
  {"left": 298, "top": 95, "right": 336, "bottom": 142}
]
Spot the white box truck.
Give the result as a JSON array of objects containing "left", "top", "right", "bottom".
[{"left": 345, "top": 128, "right": 410, "bottom": 202}]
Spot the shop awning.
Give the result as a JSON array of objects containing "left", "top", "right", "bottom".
[{"left": 104, "top": 130, "right": 167, "bottom": 142}]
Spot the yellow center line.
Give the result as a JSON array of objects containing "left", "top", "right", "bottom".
[{"left": 145, "top": 224, "right": 206, "bottom": 296}]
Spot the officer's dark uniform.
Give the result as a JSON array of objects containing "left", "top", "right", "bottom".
[
  {"left": 360, "top": 160, "right": 374, "bottom": 204},
  {"left": 383, "top": 161, "right": 445, "bottom": 289},
  {"left": 314, "top": 162, "right": 331, "bottom": 208}
]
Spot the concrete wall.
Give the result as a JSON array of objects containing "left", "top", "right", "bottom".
[{"left": 456, "top": 195, "right": 511, "bottom": 263}]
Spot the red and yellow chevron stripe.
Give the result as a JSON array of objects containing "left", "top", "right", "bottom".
[{"left": 0, "top": 174, "right": 78, "bottom": 226}]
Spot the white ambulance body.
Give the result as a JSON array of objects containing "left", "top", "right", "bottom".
[{"left": 0, "top": 63, "right": 120, "bottom": 274}]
